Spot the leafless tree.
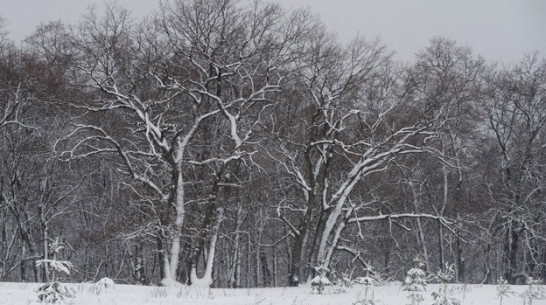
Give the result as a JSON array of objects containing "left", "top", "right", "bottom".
[
  {"left": 266, "top": 30, "right": 464, "bottom": 285},
  {"left": 1, "top": 0, "right": 545, "bottom": 288},
  {"left": 480, "top": 53, "right": 546, "bottom": 284},
  {"left": 54, "top": 0, "right": 313, "bottom": 286}
]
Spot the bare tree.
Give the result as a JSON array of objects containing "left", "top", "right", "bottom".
[
  {"left": 399, "top": 37, "right": 486, "bottom": 278},
  {"left": 267, "top": 31, "right": 463, "bottom": 285},
  {"left": 0, "top": 29, "right": 84, "bottom": 281},
  {"left": 54, "top": 0, "right": 311, "bottom": 286},
  {"left": 480, "top": 53, "right": 546, "bottom": 283},
  {"left": 2, "top": 0, "right": 545, "bottom": 288}
]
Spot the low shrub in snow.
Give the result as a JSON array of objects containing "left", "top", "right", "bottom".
[
  {"left": 403, "top": 256, "right": 427, "bottom": 292},
  {"left": 431, "top": 263, "right": 460, "bottom": 305},
  {"left": 311, "top": 274, "right": 332, "bottom": 294},
  {"left": 404, "top": 256, "right": 427, "bottom": 305},
  {"left": 496, "top": 277, "right": 514, "bottom": 305},
  {"left": 37, "top": 282, "right": 75, "bottom": 303},
  {"left": 521, "top": 277, "right": 545, "bottom": 305},
  {"left": 93, "top": 277, "right": 115, "bottom": 295},
  {"left": 404, "top": 268, "right": 427, "bottom": 292},
  {"left": 36, "top": 238, "right": 75, "bottom": 303},
  {"left": 311, "top": 265, "right": 332, "bottom": 294},
  {"left": 353, "top": 264, "right": 377, "bottom": 305}
]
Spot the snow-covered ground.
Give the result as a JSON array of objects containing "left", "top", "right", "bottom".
[{"left": 0, "top": 281, "right": 544, "bottom": 305}]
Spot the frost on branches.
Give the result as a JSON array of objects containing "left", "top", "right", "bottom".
[{"left": 36, "top": 238, "right": 75, "bottom": 303}]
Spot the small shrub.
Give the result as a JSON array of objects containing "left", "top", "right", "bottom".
[
  {"left": 353, "top": 263, "right": 377, "bottom": 305},
  {"left": 37, "top": 282, "right": 75, "bottom": 303},
  {"left": 431, "top": 263, "right": 460, "bottom": 305},
  {"left": 496, "top": 277, "right": 513, "bottom": 305},
  {"left": 404, "top": 256, "right": 427, "bottom": 305},
  {"left": 521, "top": 277, "right": 545, "bottom": 305},
  {"left": 311, "top": 265, "right": 331, "bottom": 294},
  {"left": 339, "top": 270, "right": 353, "bottom": 288},
  {"left": 403, "top": 256, "right": 427, "bottom": 292},
  {"left": 93, "top": 277, "right": 115, "bottom": 295},
  {"left": 36, "top": 238, "right": 75, "bottom": 303}
]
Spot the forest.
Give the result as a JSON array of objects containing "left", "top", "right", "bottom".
[{"left": 0, "top": 0, "right": 544, "bottom": 288}]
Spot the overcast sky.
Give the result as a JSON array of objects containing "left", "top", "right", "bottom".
[{"left": 1, "top": 0, "right": 545, "bottom": 63}]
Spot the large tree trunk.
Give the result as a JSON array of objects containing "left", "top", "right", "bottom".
[
  {"left": 165, "top": 170, "right": 186, "bottom": 283},
  {"left": 415, "top": 217, "right": 430, "bottom": 273},
  {"left": 288, "top": 232, "right": 304, "bottom": 286},
  {"left": 157, "top": 235, "right": 167, "bottom": 281},
  {"left": 190, "top": 206, "right": 224, "bottom": 287}
]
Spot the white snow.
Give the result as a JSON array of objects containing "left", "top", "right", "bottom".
[
  {"left": 96, "top": 277, "right": 115, "bottom": 288},
  {"left": 0, "top": 281, "right": 544, "bottom": 305},
  {"left": 159, "top": 278, "right": 185, "bottom": 288},
  {"left": 93, "top": 277, "right": 115, "bottom": 295}
]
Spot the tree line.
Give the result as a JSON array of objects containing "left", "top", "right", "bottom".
[{"left": 0, "top": 0, "right": 544, "bottom": 287}]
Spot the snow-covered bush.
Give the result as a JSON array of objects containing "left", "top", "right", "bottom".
[
  {"left": 404, "top": 256, "right": 426, "bottom": 305},
  {"left": 338, "top": 270, "right": 353, "bottom": 288},
  {"left": 403, "top": 256, "right": 427, "bottom": 292},
  {"left": 311, "top": 265, "right": 332, "bottom": 294},
  {"left": 37, "top": 282, "right": 75, "bottom": 303},
  {"left": 93, "top": 277, "right": 115, "bottom": 295},
  {"left": 36, "top": 238, "right": 75, "bottom": 303},
  {"left": 431, "top": 262, "right": 460, "bottom": 305},
  {"left": 404, "top": 268, "right": 427, "bottom": 291}
]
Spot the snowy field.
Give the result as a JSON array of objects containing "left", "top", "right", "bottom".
[{"left": 1, "top": 281, "right": 545, "bottom": 305}]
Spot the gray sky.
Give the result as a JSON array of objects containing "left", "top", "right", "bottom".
[{"left": 1, "top": 0, "right": 545, "bottom": 63}]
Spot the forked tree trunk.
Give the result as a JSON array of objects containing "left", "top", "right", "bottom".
[
  {"left": 190, "top": 206, "right": 224, "bottom": 287},
  {"left": 190, "top": 165, "right": 229, "bottom": 287}
]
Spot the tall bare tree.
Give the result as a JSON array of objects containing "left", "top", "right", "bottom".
[
  {"left": 480, "top": 53, "right": 546, "bottom": 283},
  {"left": 54, "top": 0, "right": 312, "bottom": 286},
  {"left": 268, "top": 32, "right": 463, "bottom": 285}
]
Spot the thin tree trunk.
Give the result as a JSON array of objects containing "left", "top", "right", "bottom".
[
  {"left": 39, "top": 202, "right": 49, "bottom": 282},
  {"left": 439, "top": 223, "right": 445, "bottom": 268},
  {"left": 255, "top": 242, "right": 260, "bottom": 287},
  {"left": 20, "top": 244, "right": 26, "bottom": 282},
  {"left": 247, "top": 235, "right": 252, "bottom": 287},
  {"left": 260, "top": 250, "right": 272, "bottom": 286},
  {"left": 273, "top": 247, "right": 278, "bottom": 287},
  {"left": 416, "top": 217, "right": 430, "bottom": 273},
  {"left": 505, "top": 225, "right": 520, "bottom": 284},
  {"left": 229, "top": 202, "right": 244, "bottom": 288}
]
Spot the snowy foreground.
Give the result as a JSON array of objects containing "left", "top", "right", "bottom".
[{"left": 1, "top": 281, "right": 544, "bottom": 305}]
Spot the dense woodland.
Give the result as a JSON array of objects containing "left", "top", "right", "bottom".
[{"left": 0, "top": 0, "right": 545, "bottom": 288}]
